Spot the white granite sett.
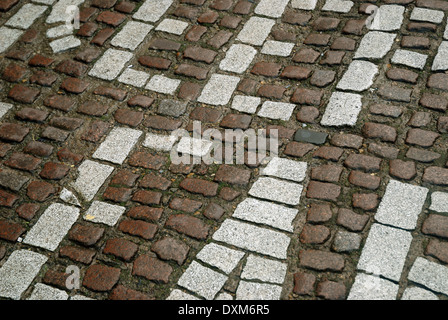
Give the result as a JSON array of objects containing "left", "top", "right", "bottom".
[
  {"left": 49, "top": 35, "right": 81, "bottom": 53},
  {"left": 6, "top": 3, "right": 47, "bottom": 29},
  {"left": 220, "top": 44, "right": 257, "bottom": 74},
  {"left": 321, "top": 91, "right": 363, "bottom": 127},
  {"left": 111, "top": 21, "right": 154, "bottom": 50},
  {"left": 257, "top": 101, "right": 296, "bottom": 121},
  {"left": 368, "top": 5, "right": 405, "bottom": 31},
  {"left": 198, "top": 74, "right": 240, "bottom": 106},
  {"left": 212, "top": 219, "right": 291, "bottom": 259},
  {"left": 237, "top": 16, "right": 276, "bottom": 46},
  {"left": 46, "top": 0, "right": 85, "bottom": 24},
  {"left": 46, "top": 25, "right": 73, "bottom": 39},
  {"left": 410, "top": 7, "right": 444, "bottom": 24},
  {"left": 262, "top": 157, "right": 308, "bottom": 183},
  {"left": 117, "top": 68, "right": 150, "bottom": 88},
  {"left": 255, "top": 0, "right": 290, "bottom": 18},
  {"left": 261, "top": 41, "right": 295, "bottom": 57},
  {"left": 93, "top": 127, "right": 142, "bottom": 165},
  {"left": 408, "top": 257, "right": 448, "bottom": 296},
  {"left": 357, "top": 223, "right": 413, "bottom": 282},
  {"left": 196, "top": 243, "right": 245, "bottom": 274},
  {"left": 241, "top": 255, "right": 288, "bottom": 284},
  {"left": 322, "top": 0, "right": 354, "bottom": 13},
  {"left": 354, "top": 31, "right": 396, "bottom": 60},
  {"left": 0, "top": 250, "right": 48, "bottom": 300},
  {"left": 166, "top": 289, "right": 201, "bottom": 300},
  {"left": 71, "top": 160, "right": 114, "bottom": 202},
  {"left": 176, "top": 136, "right": 213, "bottom": 158},
  {"left": 146, "top": 75, "right": 181, "bottom": 95},
  {"left": 248, "top": 177, "right": 304, "bottom": 206},
  {"left": 0, "top": 27, "right": 23, "bottom": 54},
  {"left": 28, "top": 284, "right": 69, "bottom": 300},
  {"left": 178, "top": 261, "right": 228, "bottom": 300},
  {"left": 432, "top": 41, "right": 448, "bottom": 71},
  {"left": 83, "top": 201, "right": 126, "bottom": 226},
  {"left": 336, "top": 60, "right": 378, "bottom": 92},
  {"left": 348, "top": 274, "right": 399, "bottom": 300},
  {"left": 231, "top": 96, "right": 261, "bottom": 114},
  {"left": 143, "top": 133, "right": 178, "bottom": 152},
  {"left": 133, "top": 0, "right": 173, "bottom": 23},
  {"left": 375, "top": 180, "right": 428, "bottom": 230},
  {"left": 430, "top": 191, "right": 448, "bottom": 213},
  {"left": 0, "top": 102, "right": 13, "bottom": 119},
  {"left": 156, "top": 19, "right": 189, "bottom": 35},
  {"left": 59, "top": 188, "right": 81, "bottom": 207},
  {"left": 88, "top": 49, "right": 133, "bottom": 80},
  {"left": 291, "top": 0, "right": 318, "bottom": 10},
  {"left": 216, "top": 293, "right": 233, "bottom": 300},
  {"left": 233, "top": 198, "right": 299, "bottom": 232},
  {"left": 23, "top": 203, "right": 80, "bottom": 251},
  {"left": 391, "top": 49, "right": 428, "bottom": 70},
  {"left": 236, "top": 281, "right": 282, "bottom": 300},
  {"left": 401, "top": 287, "right": 439, "bottom": 300}
]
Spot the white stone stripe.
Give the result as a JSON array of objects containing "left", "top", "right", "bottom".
[
  {"left": 133, "top": 0, "right": 173, "bottom": 23},
  {"left": 219, "top": 44, "right": 257, "bottom": 74},
  {"left": 248, "top": 177, "right": 303, "bottom": 206},
  {"left": 0, "top": 250, "right": 48, "bottom": 300},
  {"left": 23, "top": 203, "right": 80, "bottom": 251},
  {"left": 432, "top": 41, "right": 448, "bottom": 71},
  {"left": 197, "top": 74, "right": 240, "bottom": 106},
  {"left": 46, "top": 0, "right": 85, "bottom": 24},
  {"left": 196, "top": 243, "right": 245, "bottom": 274},
  {"left": 0, "top": 27, "right": 24, "bottom": 54},
  {"left": 236, "top": 281, "right": 283, "bottom": 300},
  {"left": 88, "top": 49, "right": 134, "bottom": 81},
  {"left": 28, "top": 283, "right": 69, "bottom": 300},
  {"left": 241, "top": 255, "right": 287, "bottom": 284},
  {"left": 368, "top": 5, "right": 405, "bottom": 31},
  {"left": 71, "top": 160, "right": 114, "bottom": 202},
  {"left": 111, "top": 21, "right": 154, "bottom": 51},
  {"left": 336, "top": 60, "right": 379, "bottom": 92},
  {"left": 254, "top": 0, "right": 291, "bottom": 18},
  {"left": 348, "top": 274, "right": 399, "bottom": 300},
  {"left": 5, "top": 3, "right": 48, "bottom": 29},
  {"left": 236, "top": 16, "right": 276, "bottom": 46},
  {"left": 408, "top": 258, "right": 448, "bottom": 296},
  {"left": 0, "top": 102, "right": 13, "bottom": 120},
  {"left": 92, "top": 127, "right": 142, "bottom": 165}
]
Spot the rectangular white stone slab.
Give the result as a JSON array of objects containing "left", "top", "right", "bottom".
[
  {"left": 254, "top": 0, "right": 290, "bottom": 18},
  {"left": 212, "top": 219, "right": 291, "bottom": 259},
  {"left": 236, "top": 281, "right": 282, "bottom": 300},
  {"left": 401, "top": 287, "right": 439, "bottom": 300},
  {"left": 408, "top": 258, "right": 448, "bottom": 296},
  {"left": 166, "top": 289, "right": 201, "bottom": 300},
  {"left": 220, "top": 44, "right": 257, "bottom": 74},
  {"left": 83, "top": 201, "right": 126, "bottom": 226},
  {"left": 249, "top": 177, "right": 304, "bottom": 206},
  {"left": 198, "top": 74, "right": 240, "bottom": 106},
  {"left": 178, "top": 261, "right": 228, "bottom": 300},
  {"left": 71, "top": 160, "right": 114, "bottom": 202},
  {"left": 0, "top": 250, "right": 48, "bottom": 300},
  {"left": 357, "top": 223, "right": 413, "bottom": 282},
  {"left": 23, "top": 203, "right": 80, "bottom": 251},
  {"left": 432, "top": 41, "right": 448, "bottom": 71},
  {"left": 6, "top": 3, "right": 47, "bottom": 29},
  {"left": 262, "top": 157, "right": 308, "bottom": 183},
  {"left": 46, "top": 0, "right": 85, "bottom": 24},
  {"left": 143, "top": 133, "right": 177, "bottom": 152},
  {"left": 49, "top": 35, "right": 81, "bottom": 53},
  {"left": 93, "top": 127, "right": 142, "bottom": 165},
  {"left": 28, "top": 283, "right": 69, "bottom": 300},
  {"left": 241, "top": 255, "right": 287, "bottom": 284},
  {"left": 354, "top": 32, "right": 396, "bottom": 60},
  {"left": 231, "top": 96, "right": 261, "bottom": 114},
  {"left": 155, "top": 18, "right": 188, "bottom": 35},
  {"left": 336, "top": 60, "right": 378, "bottom": 92},
  {"left": 375, "top": 180, "right": 428, "bottom": 230},
  {"left": 176, "top": 136, "right": 213, "bottom": 157},
  {"left": 0, "top": 102, "right": 13, "bottom": 119},
  {"left": 291, "top": 0, "right": 318, "bottom": 10},
  {"left": 117, "top": 68, "right": 150, "bottom": 88},
  {"left": 145, "top": 75, "right": 181, "bottom": 95},
  {"left": 321, "top": 91, "right": 363, "bottom": 127},
  {"left": 410, "top": 7, "right": 444, "bottom": 24},
  {"left": 322, "top": 0, "right": 354, "bottom": 13},
  {"left": 0, "top": 27, "right": 23, "bottom": 54},
  {"left": 46, "top": 25, "right": 73, "bottom": 38},
  {"left": 111, "top": 21, "right": 154, "bottom": 50},
  {"left": 261, "top": 41, "right": 295, "bottom": 57},
  {"left": 257, "top": 101, "right": 296, "bottom": 121},
  {"left": 133, "top": 0, "right": 173, "bottom": 23},
  {"left": 430, "top": 192, "right": 448, "bottom": 213},
  {"left": 368, "top": 5, "right": 405, "bottom": 31},
  {"left": 233, "top": 198, "right": 298, "bottom": 232},
  {"left": 237, "top": 17, "right": 276, "bottom": 46},
  {"left": 89, "top": 49, "right": 133, "bottom": 80},
  {"left": 196, "top": 243, "right": 245, "bottom": 274},
  {"left": 391, "top": 49, "right": 428, "bottom": 70},
  {"left": 348, "top": 274, "right": 399, "bottom": 300}
]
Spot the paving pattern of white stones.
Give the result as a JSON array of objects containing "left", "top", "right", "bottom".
[{"left": 168, "top": 156, "right": 308, "bottom": 300}]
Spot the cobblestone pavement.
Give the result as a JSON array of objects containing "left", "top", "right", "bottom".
[{"left": 0, "top": 0, "right": 448, "bottom": 301}]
